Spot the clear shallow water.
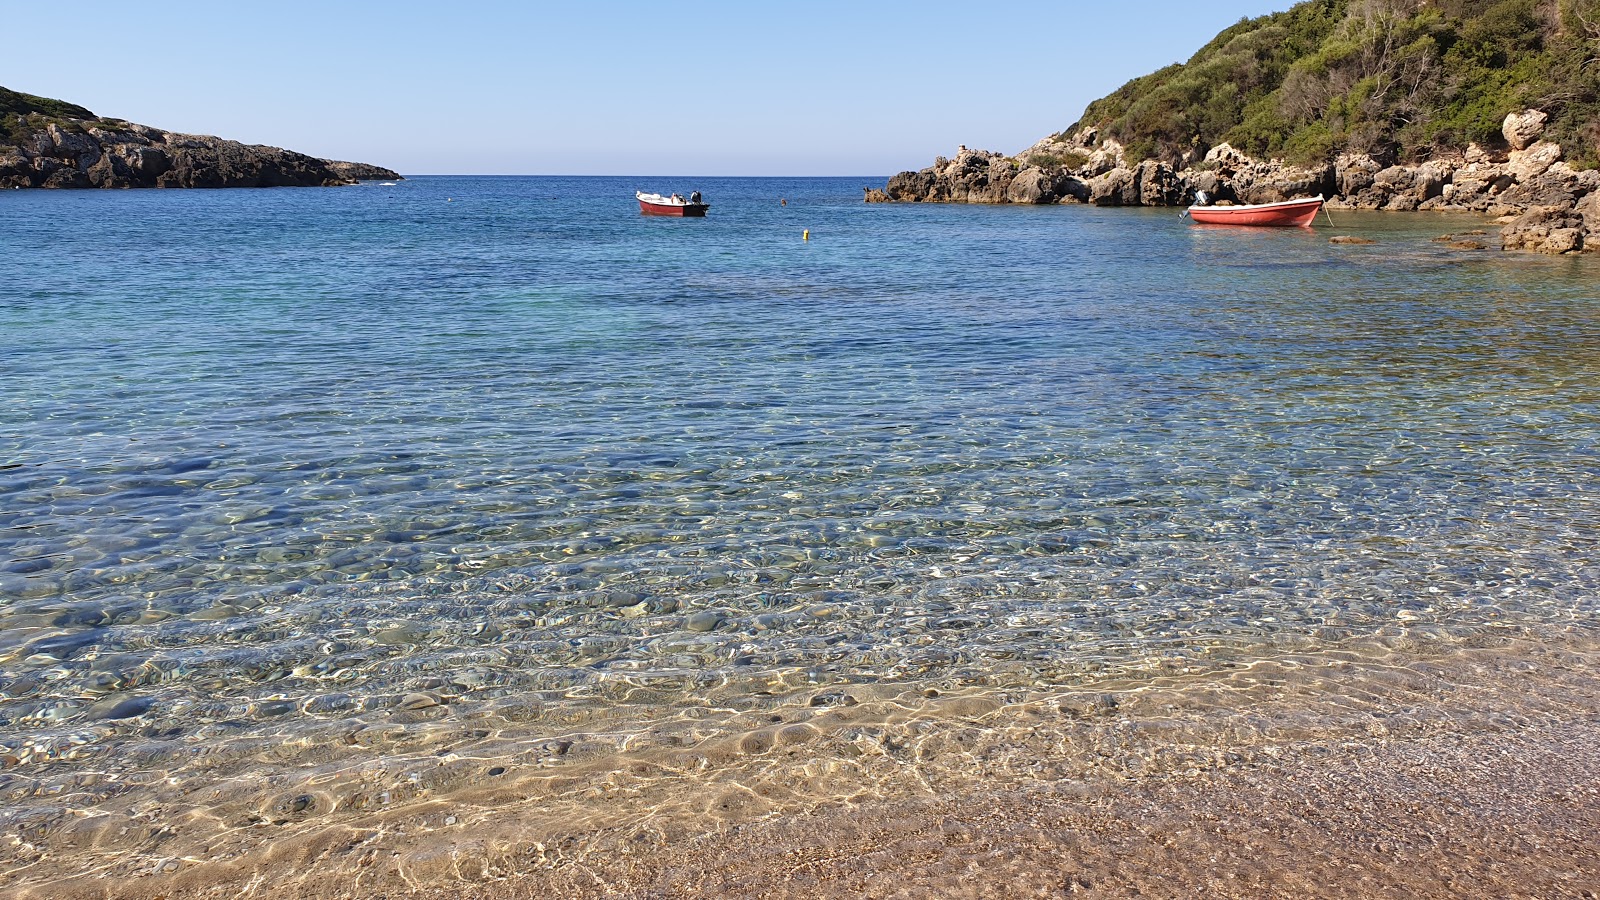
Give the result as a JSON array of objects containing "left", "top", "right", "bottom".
[{"left": 2, "top": 177, "right": 1599, "bottom": 885}]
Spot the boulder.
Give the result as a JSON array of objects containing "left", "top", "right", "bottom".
[
  {"left": 1234, "top": 162, "right": 1335, "bottom": 204},
  {"left": 1449, "top": 170, "right": 1517, "bottom": 211},
  {"left": 885, "top": 168, "right": 939, "bottom": 201},
  {"left": 1185, "top": 170, "right": 1231, "bottom": 202},
  {"left": 1057, "top": 175, "right": 1091, "bottom": 203},
  {"left": 1499, "top": 160, "right": 1592, "bottom": 208},
  {"left": 1374, "top": 165, "right": 1413, "bottom": 193},
  {"left": 1501, "top": 205, "right": 1587, "bottom": 254},
  {"left": 1502, "top": 109, "right": 1548, "bottom": 151},
  {"left": 1005, "top": 167, "right": 1054, "bottom": 204},
  {"left": 1577, "top": 190, "right": 1600, "bottom": 233},
  {"left": 36, "top": 123, "right": 102, "bottom": 170},
  {"left": 1335, "top": 152, "right": 1382, "bottom": 196},
  {"left": 1088, "top": 167, "right": 1137, "bottom": 206},
  {"left": 0, "top": 151, "right": 36, "bottom": 187},
  {"left": 1203, "top": 142, "right": 1251, "bottom": 170},
  {"left": 1135, "top": 159, "right": 1182, "bottom": 206},
  {"left": 1413, "top": 160, "right": 1451, "bottom": 202},
  {"left": 115, "top": 145, "right": 169, "bottom": 181},
  {"left": 1465, "top": 142, "right": 1504, "bottom": 164},
  {"left": 1080, "top": 139, "right": 1125, "bottom": 177},
  {"left": 1544, "top": 228, "right": 1584, "bottom": 253},
  {"left": 1505, "top": 141, "right": 1563, "bottom": 183}
]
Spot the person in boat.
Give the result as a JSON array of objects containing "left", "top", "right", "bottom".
[
  {"left": 689, "top": 191, "right": 701, "bottom": 204},
  {"left": 671, "top": 193, "right": 683, "bottom": 203}
]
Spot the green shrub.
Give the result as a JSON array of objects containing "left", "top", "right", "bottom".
[
  {"left": 1282, "top": 120, "right": 1339, "bottom": 164},
  {"left": 1027, "top": 152, "right": 1091, "bottom": 169}
]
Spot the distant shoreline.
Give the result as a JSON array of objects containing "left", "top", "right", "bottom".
[{"left": 2, "top": 85, "right": 400, "bottom": 189}]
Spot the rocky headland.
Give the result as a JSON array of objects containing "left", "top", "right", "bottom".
[
  {"left": 1, "top": 86, "right": 400, "bottom": 189},
  {"left": 871, "top": 109, "right": 1599, "bottom": 255},
  {"left": 868, "top": 0, "right": 1600, "bottom": 256}
]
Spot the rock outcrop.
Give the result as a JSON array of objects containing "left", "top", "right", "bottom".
[
  {"left": 1500, "top": 206, "right": 1586, "bottom": 254},
  {"left": 878, "top": 111, "right": 1600, "bottom": 255},
  {"left": 1, "top": 102, "right": 400, "bottom": 189}
]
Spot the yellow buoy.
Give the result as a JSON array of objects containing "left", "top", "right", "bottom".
[{"left": 803, "top": 229, "right": 810, "bottom": 241}]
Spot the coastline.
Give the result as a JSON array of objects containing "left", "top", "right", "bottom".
[
  {"left": 9, "top": 624, "right": 1599, "bottom": 899},
  {"left": 871, "top": 111, "right": 1599, "bottom": 256}
]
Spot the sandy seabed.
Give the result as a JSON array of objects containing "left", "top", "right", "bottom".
[{"left": 6, "top": 628, "right": 1599, "bottom": 900}]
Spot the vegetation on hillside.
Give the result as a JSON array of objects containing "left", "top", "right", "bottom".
[
  {"left": 0, "top": 86, "right": 139, "bottom": 147},
  {"left": 0, "top": 86, "right": 94, "bottom": 121},
  {"left": 1068, "top": 0, "right": 1600, "bottom": 168}
]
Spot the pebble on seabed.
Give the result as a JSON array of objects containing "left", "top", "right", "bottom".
[{"left": 685, "top": 611, "right": 725, "bottom": 632}]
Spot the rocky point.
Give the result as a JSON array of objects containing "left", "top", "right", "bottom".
[
  {"left": 1, "top": 92, "right": 399, "bottom": 189},
  {"left": 871, "top": 111, "right": 1600, "bottom": 256}
]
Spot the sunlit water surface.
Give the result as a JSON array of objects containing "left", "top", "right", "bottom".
[{"left": 2, "top": 177, "right": 1598, "bottom": 888}]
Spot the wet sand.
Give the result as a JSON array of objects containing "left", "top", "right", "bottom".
[
  {"left": 8, "top": 628, "right": 1599, "bottom": 899},
  {"left": 511, "top": 717, "right": 1600, "bottom": 900}
]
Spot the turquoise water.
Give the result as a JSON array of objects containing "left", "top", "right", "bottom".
[{"left": 2, "top": 178, "right": 1599, "bottom": 863}]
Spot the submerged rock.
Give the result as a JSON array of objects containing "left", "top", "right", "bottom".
[{"left": 684, "top": 610, "right": 725, "bottom": 632}]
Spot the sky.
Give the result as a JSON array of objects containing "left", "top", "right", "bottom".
[{"left": 3, "top": 1, "right": 1294, "bottom": 176}]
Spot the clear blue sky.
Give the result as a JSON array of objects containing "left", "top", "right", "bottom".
[{"left": 4, "top": 1, "right": 1291, "bottom": 175}]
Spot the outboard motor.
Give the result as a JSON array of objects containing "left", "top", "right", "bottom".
[{"left": 1194, "top": 190, "right": 1210, "bottom": 206}]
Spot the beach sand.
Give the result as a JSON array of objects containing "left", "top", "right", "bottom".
[
  {"left": 7, "top": 628, "right": 1599, "bottom": 899},
  {"left": 495, "top": 717, "right": 1600, "bottom": 900}
]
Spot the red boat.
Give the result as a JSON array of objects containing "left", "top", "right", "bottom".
[
  {"left": 1184, "top": 194, "right": 1324, "bottom": 227},
  {"left": 637, "top": 190, "right": 709, "bottom": 217}
]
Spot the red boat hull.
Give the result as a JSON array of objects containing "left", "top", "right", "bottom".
[
  {"left": 639, "top": 200, "right": 708, "bottom": 217},
  {"left": 1186, "top": 197, "right": 1323, "bottom": 227}
]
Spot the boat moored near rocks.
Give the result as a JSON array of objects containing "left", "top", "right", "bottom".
[{"left": 1183, "top": 194, "right": 1325, "bottom": 227}]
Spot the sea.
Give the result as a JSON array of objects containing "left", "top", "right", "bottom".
[{"left": 2, "top": 175, "right": 1598, "bottom": 893}]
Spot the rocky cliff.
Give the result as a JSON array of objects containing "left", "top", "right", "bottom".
[
  {"left": 1, "top": 86, "right": 400, "bottom": 188},
  {"left": 871, "top": 110, "right": 1600, "bottom": 255}
]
